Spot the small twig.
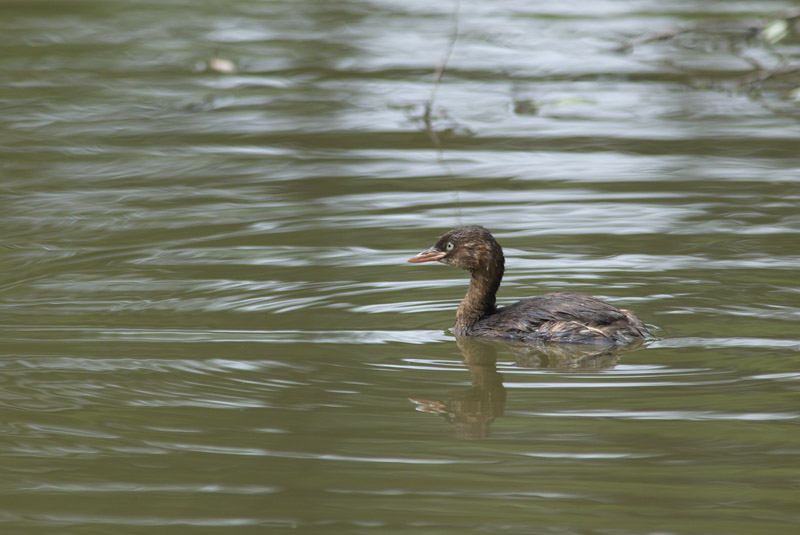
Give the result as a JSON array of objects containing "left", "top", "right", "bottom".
[
  {"left": 423, "top": 0, "right": 461, "bottom": 146},
  {"left": 421, "top": 0, "right": 462, "bottom": 223}
]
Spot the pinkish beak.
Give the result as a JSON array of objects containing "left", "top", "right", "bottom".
[{"left": 407, "top": 247, "right": 446, "bottom": 264}]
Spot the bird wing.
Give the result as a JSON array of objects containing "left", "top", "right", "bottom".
[{"left": 474, "top": 292, "right": 641, "bottom": 344}]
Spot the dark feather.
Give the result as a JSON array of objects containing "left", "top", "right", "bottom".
[{"left": 470, "top": 292, "right": 649, "bottom": 345}]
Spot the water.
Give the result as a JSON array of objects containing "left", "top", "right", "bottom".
[{"left": 2, "top": 0, "right": 800, "bottom": 533}]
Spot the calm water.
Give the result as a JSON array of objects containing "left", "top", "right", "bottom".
[{"left": 2, "top": 0, "right": 800, "bottom": 533}]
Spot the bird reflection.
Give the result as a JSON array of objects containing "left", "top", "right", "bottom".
[
  {"left": 410, "top": 337, "right": 506, "bottom": 440},
  {"left": 410, "top": 337, "right": 643, "bottom": 439}
]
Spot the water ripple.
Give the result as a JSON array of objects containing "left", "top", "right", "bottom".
[
  {"left": 652, "top": 337, "right": 800, "bottom": 350},
  {"left": 520, "top": 410, "right": 798, "bottom": 421},
  {"left": 1, "top": 328, "right": 448, "bottom": 344},
  {"left": 143, "top": 442, "right": 482, "bottom": 465},
  {"left": 20, "top": 483, "right": 279, "bottom": 495}
]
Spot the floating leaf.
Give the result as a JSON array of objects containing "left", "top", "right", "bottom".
[
  {"left": 208, "top": 57, "right": 236, "bottom": 74},
  {"left": 761, "top": 19, "right": 789, "bottom": 44}
]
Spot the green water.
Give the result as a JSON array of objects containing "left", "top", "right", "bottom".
[{"left": 1, "top": 0, "right": 799, "bottom": 533}]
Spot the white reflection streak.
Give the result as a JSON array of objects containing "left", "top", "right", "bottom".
[
  {"left": 142, "top": 441, "right": 481, "bottom": 464},
  {"left": 4, "top": 327, "right": 449, "bottom": 344},
  {"left": 519, "top": 452, "right": 654, "bottom": 459},
  {"left": 520, "top": 409, "right": 798, "bottom": 421},
  {"left": 652, "top": 337, "right": 800, "bottom": 350},
  {"left": 23, "top": 483, "right": 279, "bottom": 494},
  {"left": 502, "top": 380, "right": 732, "bottom": 388}
]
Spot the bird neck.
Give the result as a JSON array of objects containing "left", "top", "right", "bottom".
[{"left": 455, "top": 261, "right": 503, "bottom": 336}]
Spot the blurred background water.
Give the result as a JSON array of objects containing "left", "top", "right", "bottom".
[{"left": 1, "top": 0, "right": 800, "bottom": 533}]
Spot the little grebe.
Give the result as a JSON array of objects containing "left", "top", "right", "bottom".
[{"left": 408, "top": 226, "right": 649, "bottom": 345}]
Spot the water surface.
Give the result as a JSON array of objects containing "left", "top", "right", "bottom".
[{"left": 2, "top": 0, "right": 800, "bottom": 533}]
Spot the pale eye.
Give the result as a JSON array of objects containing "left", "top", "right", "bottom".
[{"left": 446, "top": 242, "right": 454, "bottom": 251}]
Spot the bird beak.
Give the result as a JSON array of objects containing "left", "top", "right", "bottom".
[{"left": 407, "top": 247, "right": 446, "bottom": 263}]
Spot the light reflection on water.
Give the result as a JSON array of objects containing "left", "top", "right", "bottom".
[{"left": 1, "top": 0, "right": 800, "bottom": 533}]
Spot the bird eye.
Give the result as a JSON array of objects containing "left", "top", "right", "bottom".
[{"left": 446, "top": 242, "right": 454, "bottom": 251}]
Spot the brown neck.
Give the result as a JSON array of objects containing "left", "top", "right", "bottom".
[{"left": 455, "top": 263, "right": 503, "bottom": 336}]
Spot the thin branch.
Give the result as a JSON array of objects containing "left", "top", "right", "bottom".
[
  {"left": 423, "top": 0, "right": 461, "bottom": 142},
  {"left": 422, "top": 0, "right": 463, "bottom": 223}
]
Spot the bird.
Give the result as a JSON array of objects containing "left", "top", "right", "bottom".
[{"left": 407, "top": 225, "right": 649, "bottom": 345}]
